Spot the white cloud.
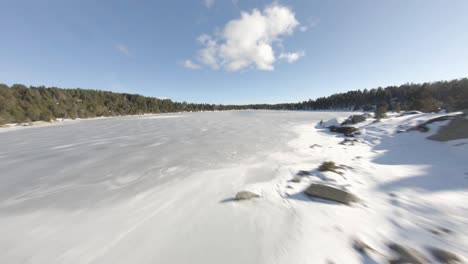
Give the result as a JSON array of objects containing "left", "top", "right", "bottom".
[
  {"left": 204, "top": 0, "right": 215, "bottom": 8},
  {"left": 115, "top": 44, "right": 131, "bottom": 57},
  {"left": 182, "top": 60, "right": 202, "bottom": 70},
  {"left": 299, "top": 26, "right": 308, "bottom": 32},
  {"left": 279, "top": 51, "right": 305, "bottom": 63},
  {"left": 197, "top": 35, "right": 220, "bottom": 69},
  {"left": 188, "top": 4, "right": 302, "bottom": 71}
]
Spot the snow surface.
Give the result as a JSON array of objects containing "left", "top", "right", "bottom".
[{"left": 0, "top": 110, "right": 467, "bottom": 263}]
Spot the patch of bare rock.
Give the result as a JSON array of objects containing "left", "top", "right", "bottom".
[
  {"left": 234, "top": 191, "right": 260, "bottom": 201},
  {"left": 304, "top": 183, "right": 359, "bottom": 205}
]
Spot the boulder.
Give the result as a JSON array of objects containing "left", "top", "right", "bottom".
[
  {"left": 235, "top": 191, "right": 260, "bottom": 200},
  {"left": 297, "top": 170, "right": 312, "bottom": 176},
  {"left": 388, "top": 243, "right": 429, "bottom": 264},
  {"left": 400, "top": 110, "right": 423, "bottom": 116},
  {"left": 409, "top": 114, "right": 464, "bottom": 134},
  {"left": 428, "top": 113, "right": 468, "bottom": 141},
  {"left": 342, "top": 114, "right": 367, "bottom": 125},
  {"left": 321, "top": 118, "right": 346, "bottom": 128},
  {"left": 329, "top": 126, "right": 359, "bottom": 136},
  {"left": 304, "top": 183, "right": 359, "bottom": 205},
  {"left": 427, "top": 247, "right": 461, "bottom": 263},
  {"left": 291, "top": 176, "right": 302, "bottom": 183}
]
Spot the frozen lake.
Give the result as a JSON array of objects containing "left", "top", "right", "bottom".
[{"left": 0, "top": 110, "right": 350, "bottom": 264}]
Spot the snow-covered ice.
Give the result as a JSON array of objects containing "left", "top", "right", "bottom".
[{"left": 0, "top": 110, "right": 466, "bottom": 263}]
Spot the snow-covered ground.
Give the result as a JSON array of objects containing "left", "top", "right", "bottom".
[{"left": 0, "top": 110, "right": 466, "bottom": 263}]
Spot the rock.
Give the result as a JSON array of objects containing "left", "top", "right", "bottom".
[
  {"left": 408, "top": 114, "right": 464, "bottom": 134},
  {"left": 329, "top": 126, "right": 359, "bottom": 136},
  {"left": 291, "top": 175, "right": 302, "bottom": 183},
  {"left": 400, "top": 110, "right": 423, "bottom": 116},
  {"left": 388, "top": 243, "right": 430, "bottom": 264},
  {"left": 438, "top": 227, "right": 453, "bottom": 234},
  {"left": 339, "top": 138, "right": 359, "bottom": 145},
  {"left": 428, "top": 113, "right": 468, "bottom": 141},
  {"left": 352, "top": 238, "right": 371, "bottom": 254},
  {"left": 297, "top": 170, "right": 312, "bottom": 176},
  {"left": 304, "top": 183, "right": 359, "bottom": 205},
  {"left": 322, "top": 118, "right": 346, "bottom": 128},
  {"left": 342, "top": 114, "right": 367, "bottom": 125},
  {"left": 427, "top": 247, "right": 461, "bottom": 263},
  {"left": 234, "top": 191, "right": 260, "bottom": 200},
  {"left": 409, "top": 124, "right": 430, "bottom": 132}
]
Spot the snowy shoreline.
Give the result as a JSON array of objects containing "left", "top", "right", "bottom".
[
  {"left": 238, "top": 111, "right": 468, "bottom": 263},
  {"left": 0, "top": 112, "right": 187, "bottom": 133}
]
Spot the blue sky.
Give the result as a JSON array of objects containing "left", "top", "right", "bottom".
[{"left": 1, "top": 0, "right": 467, "bottom": 104}]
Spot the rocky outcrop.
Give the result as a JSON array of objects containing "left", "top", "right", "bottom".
[
  {"left": 304, "top": 183, "right": 359, "bottom": 205},
  {"left": 428, "top": 112, "right": 468, "bottom": 141},
  {"left": 329, "top": 126, "right": 359, "bottom": 137},
  {"left": 341, "top": 114, "right": 367, "bottom": 125},
  {"left": 408, "top": 113, "right": 465, "bottom": 134},
  {"left": 388, "top": 243, "right": 429, "bottom": 264},
  {"left": 427, "top": 247, "right": 461, "bottom": 263}
]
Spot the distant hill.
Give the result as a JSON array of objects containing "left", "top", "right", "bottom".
[{"left": 1, "top": 78, "right": 467, "bottom": 124}]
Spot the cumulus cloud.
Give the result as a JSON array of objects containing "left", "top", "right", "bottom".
[
  {"left": 197, "top": 34, "right": 220, "bottom": 69},
  {"left": 186, "top": 4, "right": 303, "bottom": 71},
  {"left": 279, "top": 51, "right": 305, "bottom": 63},
  {"left": 115, "top": 44, "right": 131, "bottom": 57},
  {"left": 182, "top": 60, "right": 202, "bottom": 70}
]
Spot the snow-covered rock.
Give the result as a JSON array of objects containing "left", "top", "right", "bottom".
[
  {"left": 341, "top": 114, "right": 367, "bottom": 125},
  {"left": 321, "top": 117, "right": 346, "bottom": 128},
  {"left": 304, "top": 183, "right": 359, "bottom": 205},
  {"left": 235, "top": 191, "right": 260, "bottom": 200},
  {"left": 388, "top": 243, "right": 430, "bottom": 264},
  {"left": 427, "top": 247, "right": 461, "bottom": 264}
]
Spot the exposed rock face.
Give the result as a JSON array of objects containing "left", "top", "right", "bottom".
[
  {"left": 388, "top": 243, "right": 429, "bottom": 264},
  {"left": 304, "top": 183, "right": 359, "bottom": 205},
  {"left": 428, "top": 112, "right": 468, "bottom": 141},
  {"left": 405, "top": 113, "right": 466, "bottom": 134},
  {"left": 296, "top": 170, "right": 312, "bottom": 176},
  {"left": 234, "top": 191, "right": 260, "bottom": 200},
  {"left": 341, "top": 114, "right": 367, "bottom": 125},
  {"left": 427, "top": 247, "right": 461, "bottom": 263},
  {"left": 329, "top": 126, "right": 359, "bottom": 136}
]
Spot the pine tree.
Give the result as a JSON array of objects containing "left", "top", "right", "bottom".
[{"left": 375, "top": 103, "right": 388, "bottom": 119}]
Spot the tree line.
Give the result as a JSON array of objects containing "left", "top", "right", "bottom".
[
  {"left": 292, "top": 78, "right": 468, "bottom": 112},
  {"left": 1, "top": 78, "right": 467, "bottom": 124}
]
